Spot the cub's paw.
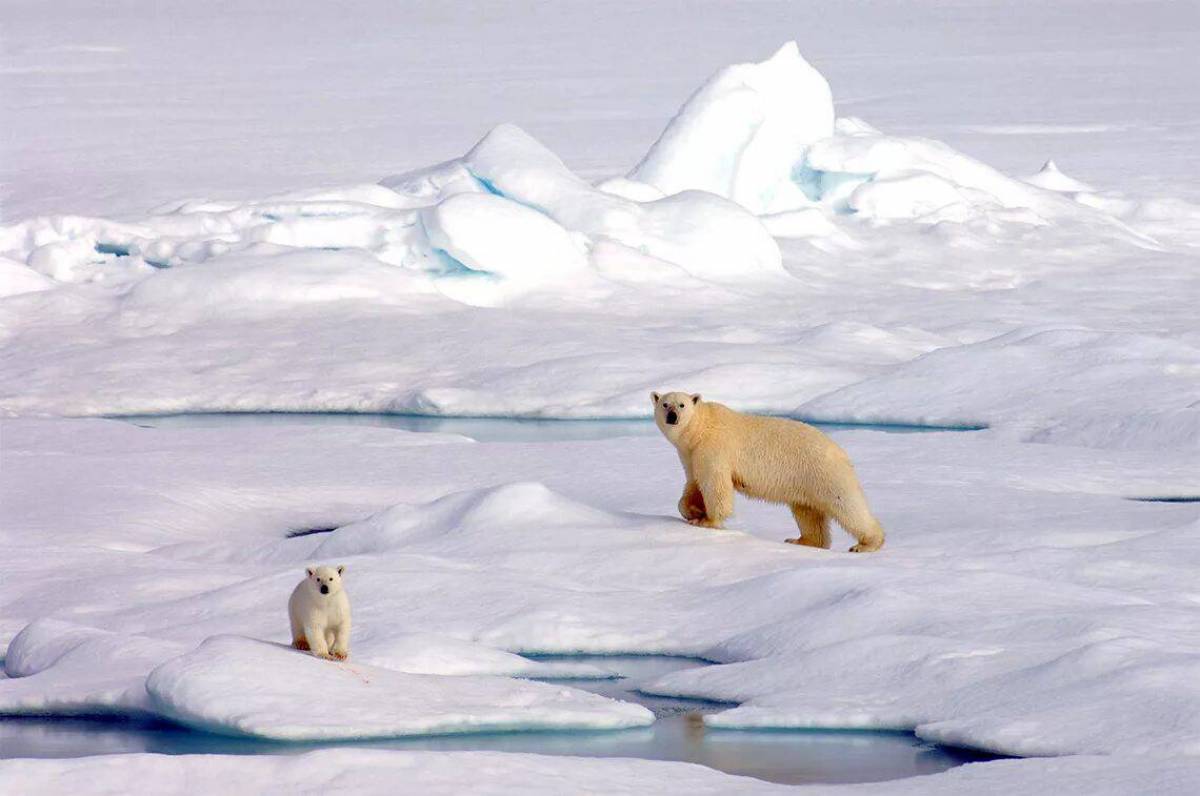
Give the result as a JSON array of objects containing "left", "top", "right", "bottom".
[
  {"left": 687, "top": 517, "right": 724, "bottom": 529},
  {"left": 849, "top": 540, "right": 884, "bottom": 553},
  {"left": 330, "top": 649, "right": 348, "bottom": 661},
  {"left": 292, "top": 638, "right": 310, "bottom": 651}
]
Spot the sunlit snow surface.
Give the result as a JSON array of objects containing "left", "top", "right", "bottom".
[
  {"left": 1, "top": 419, "right": 1198, "bottom": 791},
  {"left": 2, "top": 1, "right": 1200, "bottom": 792},
  {"left": 1, "top": 35, "right": 1197, "bottom": 448}
]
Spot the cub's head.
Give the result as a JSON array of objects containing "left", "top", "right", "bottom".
[
  {"left": 650, "top": 391, "right": 702, "bottom": 443},
  {"left": 305, "top": 565, "right": 346, "bottom": 596}
]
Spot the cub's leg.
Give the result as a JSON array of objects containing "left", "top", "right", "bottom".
[
  {"left": 692, "top": 468, "right": 734, "bottom": 529},
  {"left": 786, "top": 505, "right": 831, "bottom": 549},
  {"left": 829, "top": 494, "right": 885, "bottom": 553},
  {"left": 678, "top": 480, "right": 707, "bottom": 521},
  {"left": 304, "top": 622, "right": 331, "bottom": 658},
  {"left": 290, "top": 612, "right": 309, "bottom": 650},
  {"left": 330, "top": 622, "right": 351, "bottom": 661}
]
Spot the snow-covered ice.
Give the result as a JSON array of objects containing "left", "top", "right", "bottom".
[
  {"left": 144, "top": 636, "right": 650, "bottom": 741},
  {"left": 1, "top": 32, "right": 1197, "bottom": 440},
  {"left": 3, "top": 749, "right": 1200, "bottom": 795},
  {"left": 3, "top": 1, "right": 1199, "bottom": 791},
  {"left": 2, "top": 419, "right": 1198, "bottom": 778}
]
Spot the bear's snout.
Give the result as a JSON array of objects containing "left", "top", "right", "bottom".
[
  {"left": 665, "top": 410, "right": 678, "bottom": 425},
  {"left": 320, "top": 584, "right": 330, "bottom": 595}
]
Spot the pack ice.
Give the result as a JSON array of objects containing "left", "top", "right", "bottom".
[
  {"left": 2, "top": 35, "right": 1200, "bottom": 794},
  {"left": 0, "top": 42, "right": 1195, "bottom": 449}
]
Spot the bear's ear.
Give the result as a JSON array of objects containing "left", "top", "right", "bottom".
[
  {"left": 336, "top": 565, "right": 346, "bottom": 576},
  {"left": 306, "top": 566, "right": 315, "bottom": 577},
  {"left": 691, "top": 393, "right": 701, "bottom": 405},
  {"left": 650, "top": 391, "right": 660, "bottom": 404}
]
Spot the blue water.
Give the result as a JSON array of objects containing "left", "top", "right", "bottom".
[
  {"left": 116, "top": 412, "right": 981, "bottom": 443},
  {"left": 0, "top": 655, "right": 993, "bottom": 785}
]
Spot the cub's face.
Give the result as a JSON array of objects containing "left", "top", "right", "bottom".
[
  {"left": 305, "top": 565, "right": 346, "bottom": 596},
  {"left": 651, "top": 391, "right": 702, "bottom": 443}
]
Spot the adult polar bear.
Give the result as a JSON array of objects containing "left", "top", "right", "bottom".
[{"left": 652, "top": 392, "right": 885, "bottom": 552}]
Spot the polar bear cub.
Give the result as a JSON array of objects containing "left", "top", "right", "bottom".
[
  {"left": 651, "top": 391, "right": 885, "bottom": 552},
  {"left": 289, "top": 565, "right": 351, "bottom": 660}
]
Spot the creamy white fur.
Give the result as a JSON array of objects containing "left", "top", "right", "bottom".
[
  {"left": 288, "top": 565, "right": 352, "bottom": 660},
  {"left": 652, "top": 391, "right": 885, "bottom": 552}
]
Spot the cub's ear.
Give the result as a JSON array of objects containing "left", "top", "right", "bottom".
[
  {"left": 650, "top": 391, "right": 661, "bottom": 404},
  {"left": 305, "top": 567, "right": 315, "bottom": 577},
  {"left": 691, "top": 394, "right": 701, "bottom": 405},
  {"left": 336, "top": 565, "right": 346, "bottom": 576}
]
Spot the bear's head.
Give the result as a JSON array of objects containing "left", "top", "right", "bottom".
[
  {"left": 305, "top": 564, "right": 346, "bottom": 596},
  {"left": 651, "top": 390, "right": 702, "bottom": 443}
]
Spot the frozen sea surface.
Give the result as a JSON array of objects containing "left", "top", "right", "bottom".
[
  {"left": 2, "top": 420, "right": 1197, "bottom": 781},
  {"left": 3, "top": 1, "right": 1199, "bottom": 792}
]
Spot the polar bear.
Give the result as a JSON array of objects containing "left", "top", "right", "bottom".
[
  {"left": 289, "top": 565, "right": 352, "bottom": 660},
  {"left": 651, "top": 391, "right": 885, "bottom": 552}
]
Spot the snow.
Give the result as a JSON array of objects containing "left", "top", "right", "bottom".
[
  {"left": 1, "top": 621, "right": 184, "bottom": 718},
  {"left": 2, "top": 420, "right": 1198, "bottom": 766},
  {"left": 0, "top": 749, "right": 790, "bottom": 795},
  {"left": 144, "top": 636, "right": 650, "bottom": 741},
  {"left": 4, "top": 750, "right": 1200, "bottom": 795},
  {"left": 3, "top": 1, "right": 1200, "bottom": 791},
  {"left": 420, "top": 192, "right": 587, "bottom": 282},
  {"left": 1, "top": 36, "right": 1195, "bottom": 439},
  {"left": 631, "top": 42, "right": 834, "bottom": 214}
]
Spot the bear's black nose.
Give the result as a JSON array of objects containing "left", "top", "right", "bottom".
[
  {"left": 320, "top": 585, "right": 329, "bottom": 595},
  {"left": 666, "top": 410, "right": 678, "bottom": 425}
]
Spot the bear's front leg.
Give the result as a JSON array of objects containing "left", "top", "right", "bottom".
[
  {"left": 678, "top": 480, "right": 707, "bottom": 521},
  {"left": 692, "top": 468, "right": 733, "bottom": 529},
  {"left": 304, "top": 623, "right": 331, "bottom": 658},
  {"left": 330, "top": 621, "right": 351, "bottom": 661}
]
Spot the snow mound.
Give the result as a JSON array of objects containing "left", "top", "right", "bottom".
[
  {"left": 631, "top": 41, "right": 834, "bottom": 215},
  {"left": 0, "top": 620, "right": 185, "bottom": 717},
  {"left": 420, "top": 192, "right": 588, "bottom": 283},
  {"left": 0, "top": 257, "right": 54, "bottom": 298},
  {"left": 144, "top": 635, "right": 652, "bottom": 740},
  {"left": 455, "top": 123, "right": 784, "bottom": 281},
  {"left": 799, "top": 327, "right": 1200, "bottom": 448},
  {"left": 312, "top": 481, "right": 623, "bottom": 557}
]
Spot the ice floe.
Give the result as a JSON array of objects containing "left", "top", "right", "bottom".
[{"left": 145, "top": 636, "right": 650, "bottom": 741}]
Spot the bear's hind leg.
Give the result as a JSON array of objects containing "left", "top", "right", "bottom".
[
  {"left": 786, "top": 505, "right": 831, "bottom": 549},
  {"left": 830, "top": 498, "right": 885, "bottom": 553}
]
